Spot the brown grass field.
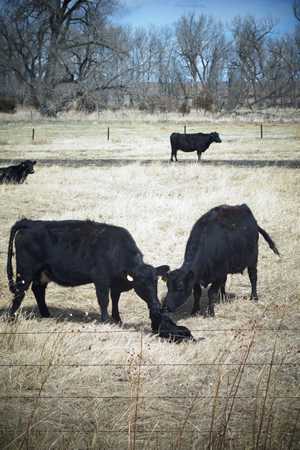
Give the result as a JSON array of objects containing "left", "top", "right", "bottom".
[{"left": 0, "top": 110, "right": 299, "bottom": 449}]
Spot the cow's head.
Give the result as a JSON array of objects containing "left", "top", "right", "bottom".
[
  {"left": 21, "top": 160, "right": 37, "bottom": 174},
  {"left": 211, "top": 132, "right": 222, "bottom": 143},
  {"left": 120, "top": 264, "right": 170, "bottom": 310},
  {"left": 162, "top": 268, "right": 197, "bottom": 312}
]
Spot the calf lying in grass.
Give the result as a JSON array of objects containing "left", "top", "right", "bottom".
[{"left": 150, "top": 309, "right": 196, "bottom": 343}]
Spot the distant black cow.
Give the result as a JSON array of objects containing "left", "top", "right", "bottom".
[
  {"left": 150, "top": 309, "right": 195, "bottom": 343},
  {"left": 162, "top": 204, "right": 280, "bottom": 317},
  {"left": 170, "top": 131, "right": 221, "bottom": 162},
  {"left": 7, "top": 219, "right": 169, "bottom": 322},
  {"left": 0, "top": 160, "right": 36, "bottom": 184}
]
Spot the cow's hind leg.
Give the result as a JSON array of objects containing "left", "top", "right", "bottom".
[
  {"left": 248, "top": 265, "right": 258, "bottom": 300},
  {"left": 32, "top": 282, "right": 51, "bottom": 317},
  {"left": 191, "top": 283, "right": 202, "bottom": 316},
  {"left": 170, "top": 145, "right": 178, "bottom": 162},
  {"left": 9, "top": 274, "right": 32, "bottom": 319}
]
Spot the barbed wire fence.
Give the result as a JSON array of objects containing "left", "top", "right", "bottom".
[{"left": 0, "top": 320, "right": 299, "bottom": 447}]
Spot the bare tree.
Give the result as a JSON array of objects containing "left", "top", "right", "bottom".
[
  {"left": 0, "top": 0, "right": 125, "bottom": 115},
  {"left": 1, "top": 2, "right": 299, "bottom": 115},
  {"left": 293, "top": 0, "right": 300, "bottom": 21},
  {"left": 293, "top": 0, "right": 300, "bottom": 63},
  {"left": 229, "top": 15, "right": 281, "bottom": 112},
  {"left": 124, "top": 25, "right": 164, "bottom": 111},
  {"left": 175, "top": 12, "right": 229, "bottom": 111}
]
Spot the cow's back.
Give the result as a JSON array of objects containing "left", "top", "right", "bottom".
[{"left": 14, "top": 220, "right": 142, "bottom": 273}]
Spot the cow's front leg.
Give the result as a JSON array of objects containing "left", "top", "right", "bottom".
[
  {"left": 191, "top": 282, "right": 202, "bottom": 315},
  {"left": 95, "top": 284, "right": 110, "bottom": 322},
  {"left": 110, "top": 289, "right": 122, "bottom": 323},
  {"left": 207, "top": 280, "right": 222, "bottom": 317},
  {"left": 219, "top": 275, "right": 227, "bottom": 301}
]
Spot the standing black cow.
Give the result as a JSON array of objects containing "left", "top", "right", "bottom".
[
  {"left": 170, "top": 131, "right": 221, "bottom": 162},
  {"left": 0, "top": 160, "right": 36, "bottom": 184},
  {"left": 7, "top": 219, "right": 169, "bottom": 322},
  {"left": 162, "top": 204, "right": 280, "bottom": 317}
]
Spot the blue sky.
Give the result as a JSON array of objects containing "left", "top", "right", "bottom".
[{"left": 115, "top": 0, "right": 297, "bottom": 35}]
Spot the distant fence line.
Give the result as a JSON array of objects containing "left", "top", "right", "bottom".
[
  {"left": 0, "top": 362, "right": 297, "bottom": 368},
  {"left": 0, "top": 428, "right": 295, "bottom": 436},
  {"left": 0, "top": 158, "right": 300, "bottom": 168},
  {"left": 1, "top": 395, "right": 297, "bottom": 400},
  {"left": 0, "top": 328, "right": 298, "bottom": 335}
]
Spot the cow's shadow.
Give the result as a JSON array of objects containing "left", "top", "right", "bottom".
[
  {"left": 165, "top": 290, "right": 236, "bottom": 322},
  {"left": 0, "top": 304, "right": 154, "bottom": 332}
]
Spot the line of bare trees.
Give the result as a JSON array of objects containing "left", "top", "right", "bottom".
[{"left": 0, "top": 0, "right": 299, "bottom": 116}]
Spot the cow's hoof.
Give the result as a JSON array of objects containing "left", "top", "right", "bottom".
[
  {"left": 112, "top": 318, "right": 122, "bottom": 326},
  {"left": 8, "top": 314, "right": 17, "bottom": 323}
]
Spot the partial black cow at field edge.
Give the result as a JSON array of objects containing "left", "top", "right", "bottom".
[
  {"left": 170, "top": 131, "right": 221, "bottom": 162},
  {"left": 7, "top": 219, "right": 169, "bottom": 322},
  {"left": 162, "top": 204, "right": 280, "bottom": 317},
  {"left": 0, "top": 160, "right": 36, "bottom": 184}
]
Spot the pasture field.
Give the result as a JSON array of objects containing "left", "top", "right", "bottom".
[{"left": 0, "top": 111, "right": 299, "bottom": 449}]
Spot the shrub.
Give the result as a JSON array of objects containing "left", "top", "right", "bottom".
[
  {"left": 196, "top": 91, "right": 213, "bottom": 112},
  {"left": 0, "top": 98, "right": 17, "bottom": 114},
  {"left": 178, "top": 101, "right": 191, "bottom": 115}
]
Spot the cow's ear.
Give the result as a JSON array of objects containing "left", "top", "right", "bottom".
[
  {"left": 189, "top": 269, "right": 198, "bottom": 280},
  {"left": 120, "top": 268, "right": 134, "bottom": 282},
  {"left": 155, "top": 265, "right": 170, "bottom": 277},
  {"left": 33, "top": 161, "right": 37, "bottom": 165}
]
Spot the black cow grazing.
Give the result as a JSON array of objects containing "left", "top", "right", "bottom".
[
  {"left": 150, "top": 309, "right": 195, "bottom": 343},
  {"left": 7, "top": 219, "right": 169, "bottom": 322},
  {"left": 162, "top": 204, "right": 280, "bottom": 317},
  {"left": 170, "top": 131, "right": 221, "bottom": 162},
  {"left": 0, "top": 160, "right": 36, "bottom": 184}
]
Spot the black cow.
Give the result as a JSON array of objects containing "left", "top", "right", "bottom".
[
  {"left": 7, "top": 219, "right": 169, "bottom": 322},
  {"left": 0, "top": 160, "right": 36, "bottom": 184},
  {"left": 162, "top": 204, "right": 280, "bottom": 317},
  {"left": 170, "top": 131, "right": 221, "bottom": 162},
  {"left": 150, "top": 309, "right": 195, "bottom": 343}
]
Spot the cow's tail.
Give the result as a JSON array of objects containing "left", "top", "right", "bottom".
[
  {"left": 7, "top": 219, "right": 29, "bottom": 293},
  {"left": 258, "top": 226, "right": 280, "bottom": 256}
]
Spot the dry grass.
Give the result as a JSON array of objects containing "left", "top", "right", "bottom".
[
  {"left": 0, "top": 114, "right": 299, "bottom": 449},
  {"left": 0, "top": 108, "right": 298, "bottom": 163}
]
